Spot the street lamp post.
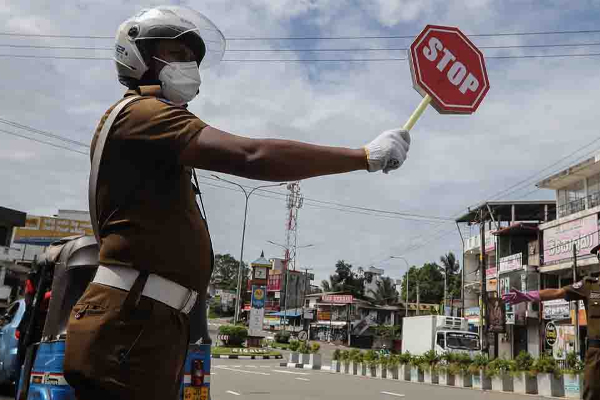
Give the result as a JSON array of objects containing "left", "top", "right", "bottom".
[
  {"left": 213, "top": 175, "right": 287, "bottom": 325},
  {"left": 267, "top": 240, "right": 314, "bottom": 332},
  {"left": 391, "top": 256, "right": 410, "bottom": 318}
]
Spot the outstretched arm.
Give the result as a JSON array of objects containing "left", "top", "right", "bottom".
[{"left": 179, "top": 126, "right": 410, "bottom": 181}]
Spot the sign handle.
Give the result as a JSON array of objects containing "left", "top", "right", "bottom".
[{"left": 403, "top": 94, "right": 432, "bottom": 132}]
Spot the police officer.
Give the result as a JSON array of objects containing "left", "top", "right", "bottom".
[
  {"left": 503, "top": 244, "right": 600, "bottom": 400},
  {"left": 63, "top": 5, "right": 412, "bottom": 400}
]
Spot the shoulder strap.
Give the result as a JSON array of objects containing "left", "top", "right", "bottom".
[{"left": 89, "top": 95, "right": 142, "bottom": 244}]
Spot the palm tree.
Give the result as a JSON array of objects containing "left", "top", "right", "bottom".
[
  {"left": 440, "top": 252, "right": 460, "bottom": 311},
  {"left": 368, "top": 277, "right": 398, "bottom": 305}
]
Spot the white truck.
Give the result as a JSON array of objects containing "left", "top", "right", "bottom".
[{"left": 402, "top": 315, "right": 480, "bottom": 356}]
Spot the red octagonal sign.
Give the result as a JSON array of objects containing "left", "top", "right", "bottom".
[{"left": 409, "top": 25, "right": 490, "bottom": 114}]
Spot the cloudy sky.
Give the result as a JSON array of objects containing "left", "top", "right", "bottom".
[{"left": 1, "top": 0, "right": 600, "bottom": 285}]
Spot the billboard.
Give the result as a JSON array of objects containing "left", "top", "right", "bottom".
[
  {"left": 543, "top": 214, "right": 598, "bottom": 264},
  {"left": 322, "top": 294, "right": 353, "bottom": 304},
  {"left": 13, "top": 215, "right": 93, "bottom": 246}
]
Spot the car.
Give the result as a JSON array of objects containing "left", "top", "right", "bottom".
[{"left": 0, "top": 299, "right": 25, "bottom": 386}]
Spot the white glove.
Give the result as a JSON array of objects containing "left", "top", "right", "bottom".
[{"left": 364, "top": 128, "right": 411, "bottom": 173}]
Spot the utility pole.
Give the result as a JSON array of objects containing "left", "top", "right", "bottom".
[
  {"left": 480, "top": 209, "right": 488, "bottom": 354},
  {"left": 573, "top": 244, "right": 580, "bottom": 356},
  {"left": 416, "top": 281, "right": 420, "bottom": 316}
]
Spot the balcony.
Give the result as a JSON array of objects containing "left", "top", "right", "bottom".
[
  {"left": 557, "top": 191, "right": 600, "bottom": 218},
  {"left": 0, "top": 246, "right": 21, "bottom": 262}
]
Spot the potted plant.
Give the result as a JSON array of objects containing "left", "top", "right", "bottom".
[
  {"left": 377, "top": 356, "right": 389, "bottom": 379},
  {"left": 470, "top": 353, "right": 492, "bottom": 390},
  {"left": 398, "top": 352, "right": 412, "bottom": 381},
  {"left": 409, "top": 355, "right": 424, "bottom": 382},
  {"left": 331, "top": 349, "right": 342, "bottom": 373},
  {"left": 421, "top": 350, "right": 440, "bottom": 384},
  {"left": 288, "top": 339, "right": 300, "bottom": 363},
  {"left": 349, "top": 349, "right": 362, "bottom": 375},
  {"left": 532, "top": 355, "right": 565, "bottom": 397},
  {"left": 341, "top": 350, "right": 351, "bottom": 374},
  {"left": 455, "top": 353, "right": 473, "bottom": 388},
  {"left": 297, "top": 341, "right": 311, "bottom": 364},
  {"left": 308, "top": 342, "right": 322, "bottom": 369},
  {"left": 438, "top": 352, "right": 458, "bottom": 386},
  {"left": 488, "top": 357, "right": 514, "bottom": 392},
  {"left": 364, "top": 350, "right": 379, "bottom": 378},
  {"left": 511, "top": 351, "right": 537, "bottom": 395},
  {"left": 356, "top": 351, "right": 367, "bottom": 376},
  {"left": 563, "top": 351, "right": 584, "bottom": 399},
  {"left": 387, "top": 355, "right": 400, "bottom": 380}
]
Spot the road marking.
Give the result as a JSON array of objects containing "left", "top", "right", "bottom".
[
  {"left": 271, "top": 369, "right": 310, "bottom": 376},
  {"left": 247, "top": 365, "right": 257, "bottom": 368},
  {"left": 380, "top": 392, "right": 405, "bottom": 397},
  {"left": 295, "top": 377, "right": 310, "bottom": 382},
  {"left": 226, "top": 390, "right": 241, "bottom": 396},
  {"left": 216, "top": 366, "right": 271, "bottom": 376},
  {"left": 260, "top": 366, "right": 271, "bottom": 368}
]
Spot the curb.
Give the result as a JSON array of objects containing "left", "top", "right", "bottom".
[
  {"left": 213, "top": 354, "right": 283, "bottom": 360},
  {"left": 279, "top": 362, "right": 324, "bottom": 370}
]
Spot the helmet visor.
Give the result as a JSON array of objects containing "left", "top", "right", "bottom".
[{"left": 131, "top": 6, "right": 226, "bottom": 70}]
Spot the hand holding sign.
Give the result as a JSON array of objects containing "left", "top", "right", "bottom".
[{"left": 404, "top": 25, "right": 490, "bottom": 131}]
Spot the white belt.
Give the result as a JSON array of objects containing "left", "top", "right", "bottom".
[{"left": 92, "top": 265, "right": 198, "bottom": 314}]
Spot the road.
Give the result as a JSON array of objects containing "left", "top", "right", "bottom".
[{"left": 210, "top": 358, "right": 551, "bottom": 399}]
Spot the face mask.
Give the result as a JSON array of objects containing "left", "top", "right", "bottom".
[{"left": 154, "top": 57, "right": 201, "bottom": 106}]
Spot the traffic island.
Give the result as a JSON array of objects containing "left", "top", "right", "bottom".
[{"left": 211, "top": 347, "right": 282, "bottom": 360}]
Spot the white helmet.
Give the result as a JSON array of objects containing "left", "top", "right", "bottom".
[{"left": 114, "top": 5, "right": 226, "bottom": 87}]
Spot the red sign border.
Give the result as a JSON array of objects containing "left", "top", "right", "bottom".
[{"left": 409, "top": 24, "right": 490, "bottom": 114}]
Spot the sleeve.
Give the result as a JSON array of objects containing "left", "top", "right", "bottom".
[
  {"left": 113, "top": 97, "right": 208, "bottom": 163},
  {"left": 563, "top": 279, "right": 588, "bottom": 302}
]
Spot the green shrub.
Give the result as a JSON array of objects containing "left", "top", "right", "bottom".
[
  {"left": 422, "top": 350, "right": 440, "bottom": 366},
  {"left": 310, "top": 342, "right": 321, "bottom": 354},
  {"left": 532, "top": 355, "right": 559, "bottom": 375},
  {"left": 565, "top": 351, "right": 585, "bottom": 376},
  {"left": 398, "top": 352, "right": 411, "bottom": 365},
  {"left": 340, "top": 350, "right": 351, "bottom": 362},
  {"left": 487, "top": 357, "right": 512, "bottom": 378},
  {"left": 349, "top": 349, "right": 362, "bottom": 363},
  {"left": 274, "top": 331, "right": 291, "bottom": 344},
  {"left": 469, "top": 353, "right": 489, "bottom": 375},
  {"left": 364, "top": 350, "right": 379, "bottom": 367},
  {"left": 218, "top": 324, "right": 248, "bottom": 346},
  {"left": 288, "top": 340, "right": 300, "bottom": 352},
  {"left": 332, "top": 349, "right": 342, "bottom": 361},
  {"left": 298, "top": 341, "right": 312, "bottom": 354},
  {"left": 387, "top": 355, "right": 400, "bottom": 368},
  {"left": 409, "top": 355, "right": 423, "bottom": 367},
  {"left": 514, "top": 351, "right": 534, "bottom": 372}
]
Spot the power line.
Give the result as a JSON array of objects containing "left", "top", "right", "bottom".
[
  {"left": 2, "top": 53, "right": 600, "bottom": 62},
  {"left": 0, "top": 118, "right": 89, "bottom": 148},
  {"left": 0, "top": 128, "right": 89, "bottom": 155},
  {"left": 1, "top": 28, "right": 600, "bottom": 41},
  {"left": 4, "top": 42, "right": 600, "bottom": 52}
]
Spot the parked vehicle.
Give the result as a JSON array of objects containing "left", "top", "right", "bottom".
[
  {"left": 0, "top": 299, "right": 25, "bottom": 386},
  {"left": 15, "top": 235, "right": 213, "bottom": 400},
  {"left": 402, "top": 315, "right": 480, "bottom": 357}
]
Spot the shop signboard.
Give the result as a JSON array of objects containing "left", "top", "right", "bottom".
[
  {"left": 499, "top": 253, "right": 523, "bottom": 274},
  {"left": 486, "top": 267, "right": 497, "bottom": 278},
  {"left": 543, "top": 213, "right": 598, "bottom": 264},
  {"left": 487, "top": 296, "right": 506, "bottom": 333},
  {"left": 13, "top": 215, "right": 93, "bottom": 245},
  {"left": 322, "top": 294, "right": 353, "bottom": 304},
  {"left": 545, "top": 321, "right": 558, "bottom": 347},
  {"left": 486, "top": 278, "right": 497, "bottom": 292},
  {"left": 543, "top": 299, "right": 571, "bottom": 320}
]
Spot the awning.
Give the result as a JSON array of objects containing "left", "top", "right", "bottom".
[{"left": 267, "top": 308, "right": 303, "bottom": 317}]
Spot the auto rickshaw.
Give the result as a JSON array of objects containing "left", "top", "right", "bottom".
[{"left": 15, "top": 234, "right": 212, "bottom": 400}]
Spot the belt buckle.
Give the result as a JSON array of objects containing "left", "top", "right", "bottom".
[{"left": 180, "top": 290, "right": 198, "bottom": 314}]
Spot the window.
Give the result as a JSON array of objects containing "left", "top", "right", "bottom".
[
  {"left": 0, "top": 226, "right": 8, "bottom": 247},
  {"left": 436, "top": 332, "right": 445, "bottom": 349}
]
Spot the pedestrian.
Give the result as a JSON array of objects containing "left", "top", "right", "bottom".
[
  {"left": 502, "top": 244, "right": 600, "bottom": 400},
  {"left": 63, "top": 5, "right": 412, "bottom": 400}
]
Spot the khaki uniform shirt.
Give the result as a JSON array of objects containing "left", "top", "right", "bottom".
[
  {"left": 90, "top": 85, "right": 212, "bottom": 293},
  {"left": 563, "top": 276, "right": 600, "bottom": 339}
]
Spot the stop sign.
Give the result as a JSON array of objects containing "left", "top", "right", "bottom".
[{"left": 408, "top": 24, "right": 490, "bottom": 114}]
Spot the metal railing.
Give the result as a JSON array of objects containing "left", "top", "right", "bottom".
[{"left": 557, "top": 197, "right": 586, "bottom": 218}]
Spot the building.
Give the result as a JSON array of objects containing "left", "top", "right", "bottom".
[
  {"left": 457, "top": 200, "right": 556, "bottom": 359},
  {"left": 536, "top": 154, "right": 600, "bottom": 359},
  {"left": 0, "top": 206, "right": 27, "bottom": 309},
  {"left": 363, "top": 267, "right": 385, "bottom": 300}
]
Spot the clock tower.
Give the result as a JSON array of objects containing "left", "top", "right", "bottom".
[{"left": 247, "top": 251, "right": 272, "bottom": 346}]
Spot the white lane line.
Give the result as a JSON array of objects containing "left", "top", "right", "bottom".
[
  {"left": 216, "top": 366, "right": 271, "bottom": 376},
  {"left": 380, "top": 391, "right": 405, "bottom": 397},
  {"left": 296, "top": 377, "right": 310, "bottom": 382},
  {"left": 247, "top": 365, "right": 257, "bottom": 368},
  {"left": 226, "top": 390, "right": 241, "bottom": 396},
  {"left": 271, "top": 369, "right": 310, "bottom": 376},
  {"left": 260, "top": 366, "right": 271, "bottom": 368}
]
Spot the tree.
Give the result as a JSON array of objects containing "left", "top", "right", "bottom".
[
  {"left": 399, "top": 263, "right": 444, "bottom": 304},
  {"left": 368, "top": 276, "right": 398, "bottom": 305},
  {"left": 210, "top": 253, "right": 250, "bottom": 291},
  {"left": 321, "top": 260, "right": 365, "bottom": 298},
  {"left": 440, "top": 252, "right": 461, "bottom": 306}
]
